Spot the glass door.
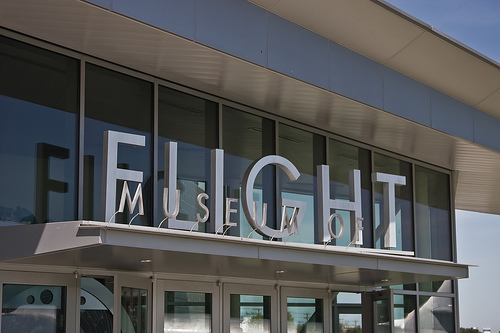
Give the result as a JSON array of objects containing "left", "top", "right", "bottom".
[
  {"left": 0, "top": 271, "right": 78, "bottom": 333},
  {"left": 371, "top": 289, "right": 394, "bottom": 333},
  {"left": 117, "top": 275, "right": 151, "bottom": 333},
  {"left": 223, "top": 283, "right": 277, "bottom": 333},
  {"left": 155, "top": 279, "right": 219, "bottom": 333},
  {"left": 280, "top": 287, "right": 330, "bottom": 333}
]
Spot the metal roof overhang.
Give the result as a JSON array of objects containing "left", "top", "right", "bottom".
[
  {"left": 1, "top": 0, "right": 500, "bottom": 214},
  {"left": 0, "top": 222, "right": 468, "bottom": 289}
]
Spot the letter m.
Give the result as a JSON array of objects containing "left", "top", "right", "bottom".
[{"left": 118, "top": 181, "right": 144, "bottom": 216}]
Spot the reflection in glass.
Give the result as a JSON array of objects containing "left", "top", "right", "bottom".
[
  {"left": 286, "top": 297, "right": 323, "bottom": 333},
  {"left": 373, "top": 153, "right": 413, "bottom": 251},
  {"left": 338, "top": 313, "right": 362, "bottom": 333},
  {"left": 328, "top": 140, "right": 372, "bottom": 247},
  {"left": 121, "top": 287, "right": 148, "bottom": 333},
  {"left": 164, "top": 291, "right": 212, "bottom": 333},
  {"left": 80, "top": 277, "right": 114, "bottom": 333},
  {"left": 223, "top": 107, "right": 275, "bottom": 239},
  {"left": 374, "top": 299, "right": 390, "bottom": 333},
  {"left": 419, "top": 296, "right": 454, "bottom": 333},
  {"left": 390, "top": 284, "right": 416, "bottom": 291},
  {"left": 419, "top": 280, "right": 453, "bottom": 293},
  {"left": 0, "top": 36, "right": 78, "bottom": 225},
  {"left": 394, "top": 294, "right": 416, "bottom": 333},
  {"left": 332, "top": 292, "right": 362, "bottom": 333},
  {"left": 84, "top": 64, "right": 152, "bottom": 225},
  {"left": 157, "top": 87, "right": 217, "bottom": 230},
  {"left": 415, "top": 166, "right": 452, "bottom": 260},
  {"left": 2, "top": 284, "right": 66, "bottom": 332},
  {"left": 230, "top": 294, "right": 271, "bottom": 332},
  {"left": 279, "top": 124, "right": 325, "bottom": 244}
]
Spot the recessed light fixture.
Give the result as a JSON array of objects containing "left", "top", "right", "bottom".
[
  {"left": 276, "top": 270, "right": 286, "bottom": 274},
  {"left": 140, "top": 259, "right": 152, "bottom": 263},
  {"left": 381, "top": 278, "right": 389, "bottom": 282}
]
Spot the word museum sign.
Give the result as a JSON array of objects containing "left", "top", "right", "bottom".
[{"left": 103, "top": 131, "right": 406, "bottom": 249}]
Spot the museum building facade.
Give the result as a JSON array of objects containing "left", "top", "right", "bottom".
[{"left": 3, "top": 0, "right": 500, "bottom": 332}]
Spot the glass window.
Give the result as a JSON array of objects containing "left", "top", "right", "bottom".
[
  {"left": 80, "top": 277, "right": 114, "bottom": 333},
  {"left": 223, "top": 107, "right": 275, "bottom": 239},
  {"left": 2, "top": 284, "right": 66, "bottom": 332},
  {"left": 415, "top": 166, "right": 452, "bottom": 260},
  {"left": 157, "top": 87, "right": 217, "bottom": 231},
  {"left": 394, "top": 294, "right": 416, "bottom": 333},
  {"left": 121, "top": 286, "right": 148, "bottom": 333},
  {"left": 83, "top": 64, "right": 152, "bottom": 225},
  {"left": 419, "top": 296, "right": 454, "bottom": 333},
  {"left": 419, "top": 280, "right": 453, "bottom": 293},
  {"left": 164, "top": 291, "right": 212, "bottom": 333},
  {"left": 286, "top": 297, "right": 323, "bottom": 333},
  {"left": 230, "top": 294, "right": 271, "bottom": 332},
  {"left": 373, "top": 154, "right": 413, "bottom": 251},
  {"left": 328, "top": 139, "right": 372, "bottom": 247},
  {"left": 390, "top": 284, "right": 416, "bottom": 291},
  {"left": 279, "top": 124, "right": 325, "bottom": 244},
  {"left": 0, "top": 36, "right": 78, "bottom": 225},
  {"left": 332, "top": 292, "right": 362, "bottom": 333}
]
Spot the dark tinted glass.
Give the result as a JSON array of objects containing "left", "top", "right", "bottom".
[
  {"left": 223, "top": 107, "right": 275, "bottom": 239},
  {"left": 415, "top": 166, "right": 452, "bottom": 260},
  {"left": 0, "top": 36, "right": 78, "bottom": 225},
  {"left": 279, "top": 124, "right": 325, "bottom": 244},
  {"left": 419, "top": 280, "right": 453, "bottom": 293},
  {"left": 157, "top": 86, "right": 217, "bottom": 230},
  {"left": 373, "top": 153, "right": 413, "bottom": 251},
  {"left": 84, "top": 64, "right": 152, "bottom": 225},
  {"left": 328, "top": 139, "right": 372, "bottom": 247}
]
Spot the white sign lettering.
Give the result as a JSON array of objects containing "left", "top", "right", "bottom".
[{"left": 102, "top": 131, "right": 407, "bottom": 249}]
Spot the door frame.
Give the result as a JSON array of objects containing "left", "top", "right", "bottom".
[
  {"left": 280, "top": 286, "right": 331, "bottom": 333},
  {"left": 0, "top": 270, "right": 79, "bottom": 332},
  {"left": 155, "top": 278, "right": 220, "bottom": 333},
  {"left": 116, "top": 274, "right": 152, "bottom": 333},
  {"left": 223, "top": 282, "right": 278, "bottom": 333}
]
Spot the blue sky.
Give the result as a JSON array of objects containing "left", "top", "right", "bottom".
[{"left": 384, "top": 1, "right": 500, "bottom": 331}]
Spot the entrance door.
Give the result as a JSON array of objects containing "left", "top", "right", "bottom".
[
  {"left": 280, "top": 287, "right": 330, "bottom": 333},
  {"left": 155, "top": 279, "right": 219, "bottom": 333},
  {"left": 117, "top": 274, "right": 151, "bottom": 333},
  {"left": 370, "top": 289, "right": 394, "bottom": 333},
  {"left": 0, "top": 271, "right": 78, "bottom": 332},
  {"left": 223, "top": 283, "right": 277, "bottom": 333}
]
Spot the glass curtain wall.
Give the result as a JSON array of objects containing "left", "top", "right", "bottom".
[
  {"left": 157, "top": 87, "right": 217, "bottom": 230},
  {"left": 415, "top": 166, "right": 452, "bottom": 260},
  {"left": 83, "top": 64, "right": 153, "bottom": 225},
  {"left": 223, "top": 107, "right": 275, "bottom": 239},
  {"left": 0, "top": 36, "right": 78, "bottom": 225},
  {"left": 278, "top": 124, "right": 325, "bottom": 244},
  {"left": 328, "top": 139, "right": 372, "bottom": 247},
  {"left": 0, "top": 33, "right": 456, "bottom": 263},
  {"left": 373, "top": 153, "right": 413, "bottom": 251}
]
